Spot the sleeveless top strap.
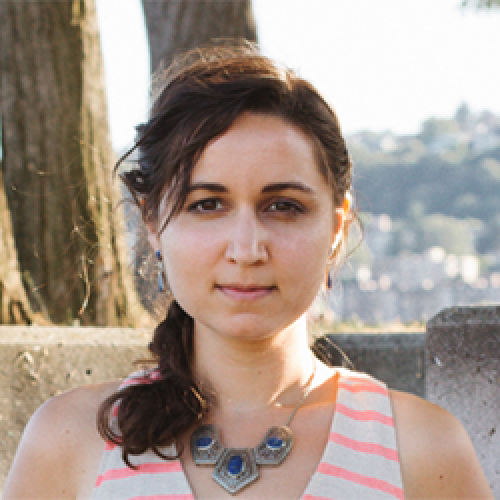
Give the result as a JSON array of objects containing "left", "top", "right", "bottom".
[
  {"left": 302, "top": 369, "right": 404, "bottom": 499},
  {"left": 91, "top": 370, "right": 194, "bottom": 500}
]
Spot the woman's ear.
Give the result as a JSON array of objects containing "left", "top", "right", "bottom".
[
  {"left": 331, "top": 210, "right": 345, "bottom": 254},
  {"left": 329, "top": 193, "right": 351, "bottom": 260},
  {"left": 146, "top": 221, "right": 160, "bottom": 253}
]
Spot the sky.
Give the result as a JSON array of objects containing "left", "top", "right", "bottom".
[{"left": 96, "top": 0, "right": 500, "bottom": 152}]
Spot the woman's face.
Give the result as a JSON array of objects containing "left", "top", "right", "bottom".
[{"left": 154, "top": 112, "right": 337, "bottom": 342}]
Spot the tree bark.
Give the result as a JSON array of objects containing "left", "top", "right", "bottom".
[
  {"left": 141, "top": 0, "right": 257, "bottom": 75},
  {"left": 0, "top": 166, "right": 35, "bottom": 324},
  {"left": 0, "top": 0, "right": 144, "bottom": 325}
]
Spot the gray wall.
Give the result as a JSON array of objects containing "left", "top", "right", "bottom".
[
  {"left": 426, "top": 306, "right": 499, "bottom": 497},
  {"left": 313, "top": 332, "right": 425, "bottom": 397}
]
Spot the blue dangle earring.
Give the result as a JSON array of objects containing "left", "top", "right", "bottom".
[
  {"left": 156, "top": 250, "right": 165, "bottom": 292},
  {"left": 326, "top": 271, "right": 332, "bottom": 290}
]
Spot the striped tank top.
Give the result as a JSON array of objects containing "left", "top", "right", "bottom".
[{"left": 91, "top": 368, "right": 404, "bottom": 499}]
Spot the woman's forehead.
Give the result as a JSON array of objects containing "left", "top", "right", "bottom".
[
  {"left": 203, "top": 112, "right": 311, "bottom": 152},
  {"left": 189, "top": 112, "right": 325, "bottom": 188}
]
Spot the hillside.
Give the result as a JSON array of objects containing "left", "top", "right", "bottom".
[{"left": 348, "top": 104, "right": 500, "bottom": 259}]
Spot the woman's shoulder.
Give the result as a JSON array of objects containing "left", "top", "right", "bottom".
[
  {"left": 18, "top": 379, "right": 121, "bottom": 450},
  {"left": 50, "top": 378, "right": 121, "bottom": 407},
  {"left": 3, "top": 380, "right": 121, "bottom": 499},
  {"left": 389, "top": 389, "right": 493, "bottom": 499},
  {"left": 31, "top": 379, "right": 122, "bottom": 435}
]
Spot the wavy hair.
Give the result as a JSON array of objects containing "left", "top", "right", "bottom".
[{"left": 97, "top": 41, "right": 352, "bottom": 467}]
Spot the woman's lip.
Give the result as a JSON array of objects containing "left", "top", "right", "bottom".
[{"left": 216, "top": 285, "right": 276, "bottom": 300}]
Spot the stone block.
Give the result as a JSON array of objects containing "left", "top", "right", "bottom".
[
  {"left": 0, "top": 326, "right": 151, "bottom": 492},
  {"left": 426, "top": 306, "right": 499, "bottom": 496}
]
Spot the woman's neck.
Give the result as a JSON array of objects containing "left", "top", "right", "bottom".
[{"left": 193, "top": 315, "right": 315, "bottom": 415}]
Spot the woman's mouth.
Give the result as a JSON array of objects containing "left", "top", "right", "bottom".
[{"left": 216, "top": 284, "right": 277, "bottom": 300}]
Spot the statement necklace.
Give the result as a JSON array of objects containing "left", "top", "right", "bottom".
[{"left": 190, "top": 365, "right": 316, "bottom": 495}]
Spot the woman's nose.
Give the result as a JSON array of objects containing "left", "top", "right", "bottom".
[{"left": 224, "top": 208, "right": 269, "bottom": 265}]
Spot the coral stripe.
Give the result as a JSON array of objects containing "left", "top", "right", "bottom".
[
  {"left": 336, "top": 403, "right": 394, "bottom": 426},
  {"left": 302, "top": 495, "right": 336, "bottom": 500},
  {"left": 120, "top": 376, "right": 151, "bottom": 388},
  {"left": 95, "top": 462, "right": 182, "bottom": 487},
  {"left": 129, "top": 496, "right": 194, "bottom": 500},
  {"left": 317, "top": 463, "right": 404, "bottom": 499},
  {"left": 338, "top": 380, "right": 388, "bottom": 395},
  {"left": 329, "top": 432, "right": 399, "bottom": 461},
  {"left": 105, "top": 441, "right": 116, "bottom": 451}
]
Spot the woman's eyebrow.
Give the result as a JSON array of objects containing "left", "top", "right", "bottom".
[
  {"left": 186, "top": 181, "right": 314, "bottom": 195},
  {"left": 261, "top": 182, "right": 314, "bottom": 194},
  {"left": 186, "top": 182, "right": 228, "bottom": 194}
]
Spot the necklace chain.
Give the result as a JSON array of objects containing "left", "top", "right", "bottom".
[
  {"left": 190, "top": 360, "right": 316, "bottom": 495},
  {"left": 284, "top": 364, "right": 316, "bottom": 426}
]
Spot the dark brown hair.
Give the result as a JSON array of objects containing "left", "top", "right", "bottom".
[{"left": 97, "top": 41, "right": 352, "bottom": 467}]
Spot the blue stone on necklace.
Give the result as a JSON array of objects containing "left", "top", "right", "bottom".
[
  {"left": 196, "top": 436, "right": 213, "bottom": 450},
  {"left": 227, "top": 454, "right": 244, "bottom": 477},
  {"left": 266, "top": 436, "right": 284, "bottom": 449}
]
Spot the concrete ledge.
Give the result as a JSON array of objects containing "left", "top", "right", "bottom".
[
  {"left": 0, "top": 326, "right": 151, "bottom": 491},
  {"left": 426, "top": 306, "right": 499, "bottom": 496}
]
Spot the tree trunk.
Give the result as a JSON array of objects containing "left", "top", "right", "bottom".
[
  {"left": 0, "top": 165, "right": 35, "bottom": 325},
  {"left": 0, "top": 0, "right": 144, "bottom": 326},
  {"left": 141, "top": 0, "right": 257, "bottom": 75}
]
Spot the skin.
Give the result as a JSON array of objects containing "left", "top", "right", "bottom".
[{"left": 3, "top": 112, "right": 493, "bottom": 499}]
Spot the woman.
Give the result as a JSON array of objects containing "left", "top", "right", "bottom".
[{"left": 4, "top": 43, "right": 492, "bottom": 499}]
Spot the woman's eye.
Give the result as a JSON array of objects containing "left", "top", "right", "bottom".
[
  {"left": 267, "top": 200, "right": 304, "bottom": 214},
  {"left": 188, "top": 198, "right": 223, "bottom": 213}
]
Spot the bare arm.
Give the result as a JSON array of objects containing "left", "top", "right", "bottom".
[
  {"left": 390, "top": 389, "right": 493, "bottom": 499},
  {"left": 3, "top": 382, "right": 119, "bottom": 500}
]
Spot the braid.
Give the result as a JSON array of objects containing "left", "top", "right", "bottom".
[
  {"left": 150, "top": 300, "right": 193, "bottom": 377},
  {"left": 97, "top": 300, "right": 208, "bottom": 468}
]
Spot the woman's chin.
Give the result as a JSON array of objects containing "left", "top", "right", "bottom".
[
  {"left": 218, "top": 324, "right": 279, "bottom": 343},
  {"left": 195, "top": 312, "right": 303, "bottom": 345}
]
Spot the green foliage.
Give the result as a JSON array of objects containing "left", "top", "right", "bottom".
[
  {"left": 418, "top": 118, "right": 459, "bottom": 144},
  {"left": 480, "top": 157, "right": 500, "bottom": 181},
  {"left": 461, "top": 0, "right": 500, "bottom": 8},
  {"left": 454, "top": 103, "right": 472, "bottom": 126},
  {"left": 340, "top": 242, "right": 374, "bottom": 281},
  {"left": 420, "top": 215, "right": 479, "bottom": 254},
  {"left": 388, "top": 215, "right": 480, "bottom": 256},
  {"left": 477, "top": 214, "right": 500, "bottom": 253},
  {"left": 351, "top": 105, "right": 500, "bottom": 257}
]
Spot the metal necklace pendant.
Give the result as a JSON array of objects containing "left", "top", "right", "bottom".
[
  {"left": 190, "top": 362, "right": 315, "bottom": 495},
  {"left": 191, "top": 424, "right": 295, "bottom": 494},
  {"left": 190, "top": 424, "right": 224, "bottom": 465},
  {"left": 191, "top": 424, "right": 260, "bottom": 494},
  {"left": 255, "top": 425, "right": 293, "bottom": 465},
  {"left": 213, "top": 447, "right": 259, "bottom": 494}
]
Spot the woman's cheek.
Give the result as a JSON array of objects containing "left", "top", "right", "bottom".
[{"left": 161, "top": 232, "right": 213, "bottom": 295}]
